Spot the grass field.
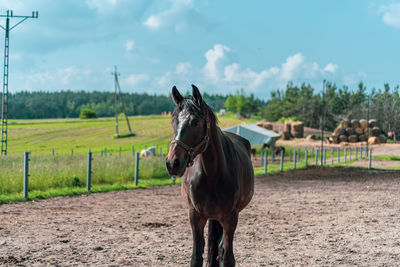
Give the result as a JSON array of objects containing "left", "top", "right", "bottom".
[{"left": 7, "top": 114, "right": 253, "bottom": 155}]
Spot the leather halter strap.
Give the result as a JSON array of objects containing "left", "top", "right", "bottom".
[{"left": 171, "top": 113, "right": 210, "bottom": 167}]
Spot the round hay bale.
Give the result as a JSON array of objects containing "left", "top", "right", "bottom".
[
  {"left": 351, "top": 119, "right": 360, "bottom": 128},
  {"left": 364, "top": 128, "right": 372, "bottom": 137},
  {"left": 331, "top": 136, "right": 339, "bottom": 144},
  {"left": 342, "top": 119, "right": 350, "bottom": 129},
  {"left": 290, "top": 122, "right": 304, "bottom": 138},
  {"left": 358, "top": 134, "right": 366, "bottom": 142},
  {"left": 368, "top": 136, "right": 380, "bottom": 145},
  {"left": 359, "top": 119, "right": 368, "bottom": 129},
  {"left": 283, "top": 122, "right": 291, "bottom": 133},
  {"left": 256, "top": 121, "right": 263, "bottom": 127},
  {"left": 372, "top": 127, "right": 381, "bottom": 137},
  {"left": 379, "top": 134, "right": 387, "bottom": 143},
  {"left": 279, "top": 131, "right": 291, "bottom": 140},
  {"left": 262, "top": 122, "right": 273, "bottom": 130},
  {"left": 333, "top": 127, "right": 345, "bottom": 136},
  {"left": 355, "top": 127, "right": 363, "bottom": 135},
  {"left": 339, "top": 135, "right": 348, "bottom": 142},
  {"left": 306, "top": 134, "right": 316, "bottom": 141},
  {"left": 345, "top": 127, "right": 354, "bottom": 136},
  {"left": 369, "top": 119, "right": 377, "bottom": 128},
  {"left": 348, "top": 135, "right": 358, "bottom": 143}
]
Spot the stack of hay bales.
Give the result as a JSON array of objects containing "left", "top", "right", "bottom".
[
  {"left": 256, "top": 121, "right": 304, "bottom": 140},
  {"left": 291, "top": 122, "right": 304, "bottom": 138},
  {"left": 331, "top": 119, "right": 386, "bottom": 144}
]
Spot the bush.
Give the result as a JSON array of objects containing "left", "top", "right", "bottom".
[
  {"left": 277, "top": 116, "right": 299, "bottom": 123},
  {"left": 79, "top": 108, "right": 97, "bottom": 119}
]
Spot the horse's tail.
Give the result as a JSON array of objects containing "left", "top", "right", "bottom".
[{"left": 207, "top": 219, "right": 223, "bottom": 266}]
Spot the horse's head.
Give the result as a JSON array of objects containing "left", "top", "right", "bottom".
[{"left": 165, "top": 85, "right": 213, "bottom": 177}]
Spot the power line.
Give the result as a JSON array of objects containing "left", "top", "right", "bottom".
[{"left": 0, "top": 10, "right": 38, "bottom": 156}]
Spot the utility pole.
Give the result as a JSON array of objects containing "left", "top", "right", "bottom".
[
  {"left": 320, "top": 80, "right": 326, "bottom": 166},
  {"left": 0, "top": 10, "right": 38, "bottom": 155},
  {"left": 111, "top": 66, "right": 132, "bottom": 136}
]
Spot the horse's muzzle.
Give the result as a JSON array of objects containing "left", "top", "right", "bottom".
[{"left": 165, "top": 156, "right": 187, "bottom": 177}]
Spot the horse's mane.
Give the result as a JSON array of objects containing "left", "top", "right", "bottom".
[{"left": 172, "top": 96, "right": 218, "bottom": 128}]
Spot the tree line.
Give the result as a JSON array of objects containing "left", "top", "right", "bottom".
[
  {"left": 258, "top": 82, "right": 400, "bottom": 135},
  {"left": 7, "top": 91, "right": 228, "bottom": 119}
]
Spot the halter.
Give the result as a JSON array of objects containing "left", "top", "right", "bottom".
[{"left": 171, "top": 112, "right": 210, "bottom": 167}]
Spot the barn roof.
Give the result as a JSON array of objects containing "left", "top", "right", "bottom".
[{"left": 224, "top": 124, "right": 281, "bottom": 146}]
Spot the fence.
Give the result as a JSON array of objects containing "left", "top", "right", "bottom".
[
  {"left": 257, "top": 145, "right": 373, "bottom": 174},
  {"left": 2, "top": 145, "right": 172, "bottom": 200}
]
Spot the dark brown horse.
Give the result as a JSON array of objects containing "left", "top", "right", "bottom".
[{"left": 165, "top": 85, "right": 254, "bottom": 267}]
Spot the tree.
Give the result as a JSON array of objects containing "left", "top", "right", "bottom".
[{"left": 79, "top": 108, "right": 97, "bottom": 119}]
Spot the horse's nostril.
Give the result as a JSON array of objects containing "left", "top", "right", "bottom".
[{"left": 173, "top": 158, "right": 180, "bottom": 169}]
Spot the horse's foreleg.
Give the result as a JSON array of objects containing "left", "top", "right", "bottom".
[
  {"left": 221, "top": 212, "right": 238, "bottom": 267},
  {"left": 189, "top": 208, "right": 207, "bottom": 267}
]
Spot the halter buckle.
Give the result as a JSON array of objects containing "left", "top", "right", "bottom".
[{"left": 188, "top": 148, "right": 195, "bottom": 156}]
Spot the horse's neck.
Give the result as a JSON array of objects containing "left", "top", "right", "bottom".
[{"left": 199, "top": 126, "right": 226, "bottom": 177}]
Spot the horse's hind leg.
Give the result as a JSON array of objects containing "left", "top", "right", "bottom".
[
  {"left": 221, "top": 212, "right": 238, "bottom": 267},
  {"left": 207, "top": 220, "right": 223, "bottom": 267},
  {"left": 189, "top": 208, "right": 207, "bottom": 267}
]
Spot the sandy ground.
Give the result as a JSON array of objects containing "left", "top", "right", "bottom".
[{"left": 1, "top": 167, "right": 400, "bottom": 266}]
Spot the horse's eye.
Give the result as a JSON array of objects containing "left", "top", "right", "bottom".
[{"left": 191, "top": 119, "right": 199, "bottom": 126}]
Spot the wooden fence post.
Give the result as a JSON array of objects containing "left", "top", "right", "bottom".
[
  {"left": 355, "top": 146, "right": 358, "bottom": 160},
  {"left": 305, "top": 148, "right": 308, "bottom": 166},
  {"left": 23, "top": 152, "right": 30, "bottom": 199},
  {"left": 280, "top": 149, "right": 284, "bottom": 172},
  {"left": 369, "top": 148, "right": 372, "bottom": 169},
  {"left": 293, "top": 150, "right": 297, "bottom": 169},
  {"left": 331, "top": 148, "right": 334, "bottom": 164},
  {"left": 134, "top": 152, "right": 139, "bottom": 186},
  {"left": 260, "top": 151, "right": 263, "bottom": 168},
  {"left": 264, "top": 151, "right": 268, "bottom": 175},
  {"left": 344, "top": 148, "right": 347, "bottom": 162},
  {"left": 86, "top": 149, "right": 92, "bottom": 192},
  {"left": 323, "top": 148, "right": 326, "bottom": 166},
  {"left": 337, "top": 147, "right": 340, "bottom": 163}
]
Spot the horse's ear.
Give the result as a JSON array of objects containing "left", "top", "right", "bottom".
[
  {"left": 192, "top": 84, "right": 203, "bottom": 106},
  {"left": 172, "top": 86, "right": 183, "bottom": 105}
]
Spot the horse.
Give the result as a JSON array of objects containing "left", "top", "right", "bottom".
[
  {"left": 140, "top": 146, "right": 156, "bottom": 157},
  {"left": 165, "top": 85, "right": 254, "bottom": 267},
  {"left": 262, "top": 143, "right": 285, "bottom": 156}
]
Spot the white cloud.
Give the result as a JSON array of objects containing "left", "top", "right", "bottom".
[
  {"left": 379, "top": 3, "right": 400, "bottom": 28},
  {"left": 125, "top": 73, "right": 149, "bottom": 87},
  {"left": 125, "top": 40, "right": 135, "bottom": 52},
  {"left": 143, "top": 0, "right": 212, "bottom": 32},
  {"left": 280, "top": 53, "right": 305, "bottom": 81},
  {"left": 85, "top": 0, "right": 118, "bottom": 13},
  {"left": 204, "top": 44, "right": 230, "bottom": 81},
  {"left": 324, "top": 63, "right": 338, "bottom": 73}
]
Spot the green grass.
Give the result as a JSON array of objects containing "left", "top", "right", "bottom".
[
  {"left": 373, "top": 155, "right": 400, "bottom": 161},
  {"left": 6, "top": 115, "right": 255, "bottom": 156}
]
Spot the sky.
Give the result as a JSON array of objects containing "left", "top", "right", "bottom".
[{"left": 0, "top": 0, "right": 399, "bottom": 99}]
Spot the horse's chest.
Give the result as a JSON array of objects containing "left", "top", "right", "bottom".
[{"left": 185, "top": 176, "right": 237, "bottom": 218}]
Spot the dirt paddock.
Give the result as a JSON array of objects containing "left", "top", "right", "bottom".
[{"left": 1, "top": 167, "right": 400, "bottom": 266}]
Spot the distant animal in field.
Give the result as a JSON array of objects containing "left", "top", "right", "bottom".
[
  {"left": 262, "top": 143, "right": 285, "bottom": 156},
  {"left": 140, "top": 146, "right": 156, "bottom": 157}
]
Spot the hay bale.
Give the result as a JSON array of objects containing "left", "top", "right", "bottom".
[
  {"left": 369, "top": 119, "right": 377, "bottom": 128},
  {"left": 368, "top": 136, "right": 380, "bottom": 145},
  {"left": 379, "top": 134, "right": 387, "bottom": 143},
  {"left": 359, "top": 119, "right": 368, "bottom": 129},
  {"left": 290, "top": 122, "right": 304, "bottom": 138},
  {"left": 331, "top": 136, "right": 339, "bottom": 144},
  {"left": 342, "top": 119, "right": 350, "bottom": 128},
  {"left": 355, "top": 127, "right": 363, "bottom": 135},
  {"left": 345, "top": 127, "right": 354, "bottom": 136},
  {"left": 262, "top": 122, "right": 273, "bottom": 130},
  {"left": 351, "top": 119, "right": 360, "bottom": 128},
  {"left": 306, "top": 134, "right": 316, "bottom": 141},
  {"left": 283, "top": 121, "right": 291, "bottom": 133},
  {"left": 256, "top": 121, "right": 263, "bottom": 127},
  {"left": 364, "top": 128, "right": 372, "bottom": 137},
  {"left": 339, "top": 135, "right": 348, "bottom": 142},
  {"left": 333, "top": 127, "right": 345, "bottom": 136},
  {"left": 348, "top": 135, "right": 358, "bottom": 143},
  {"left": 372, "top": 127, "right": 381, "bottom": 137},
  {"left": 279, "top": 131, "right": 291, "bottom": 140},
  {"left": 358, "top": 134, "right": 366, "bottom": 142}
]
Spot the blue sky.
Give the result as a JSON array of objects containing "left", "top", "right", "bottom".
[{"left": 1, "top": 0, "right": 400, "bottom": 98}]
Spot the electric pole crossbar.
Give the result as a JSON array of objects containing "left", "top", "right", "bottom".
[{"left": 0, "top": 10, "right": 38, "bottom": 155}]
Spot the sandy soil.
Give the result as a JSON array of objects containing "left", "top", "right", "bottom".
[{"left": 1, "top": 167, "right": 400, "bottom": 266}]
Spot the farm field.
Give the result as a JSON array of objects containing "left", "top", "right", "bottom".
[
  {"left": 7, "top": 115, "right": 254, "bottom": 156},
  {"left": 1, "top": 167, "right": 400, "bottom": 266}
]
